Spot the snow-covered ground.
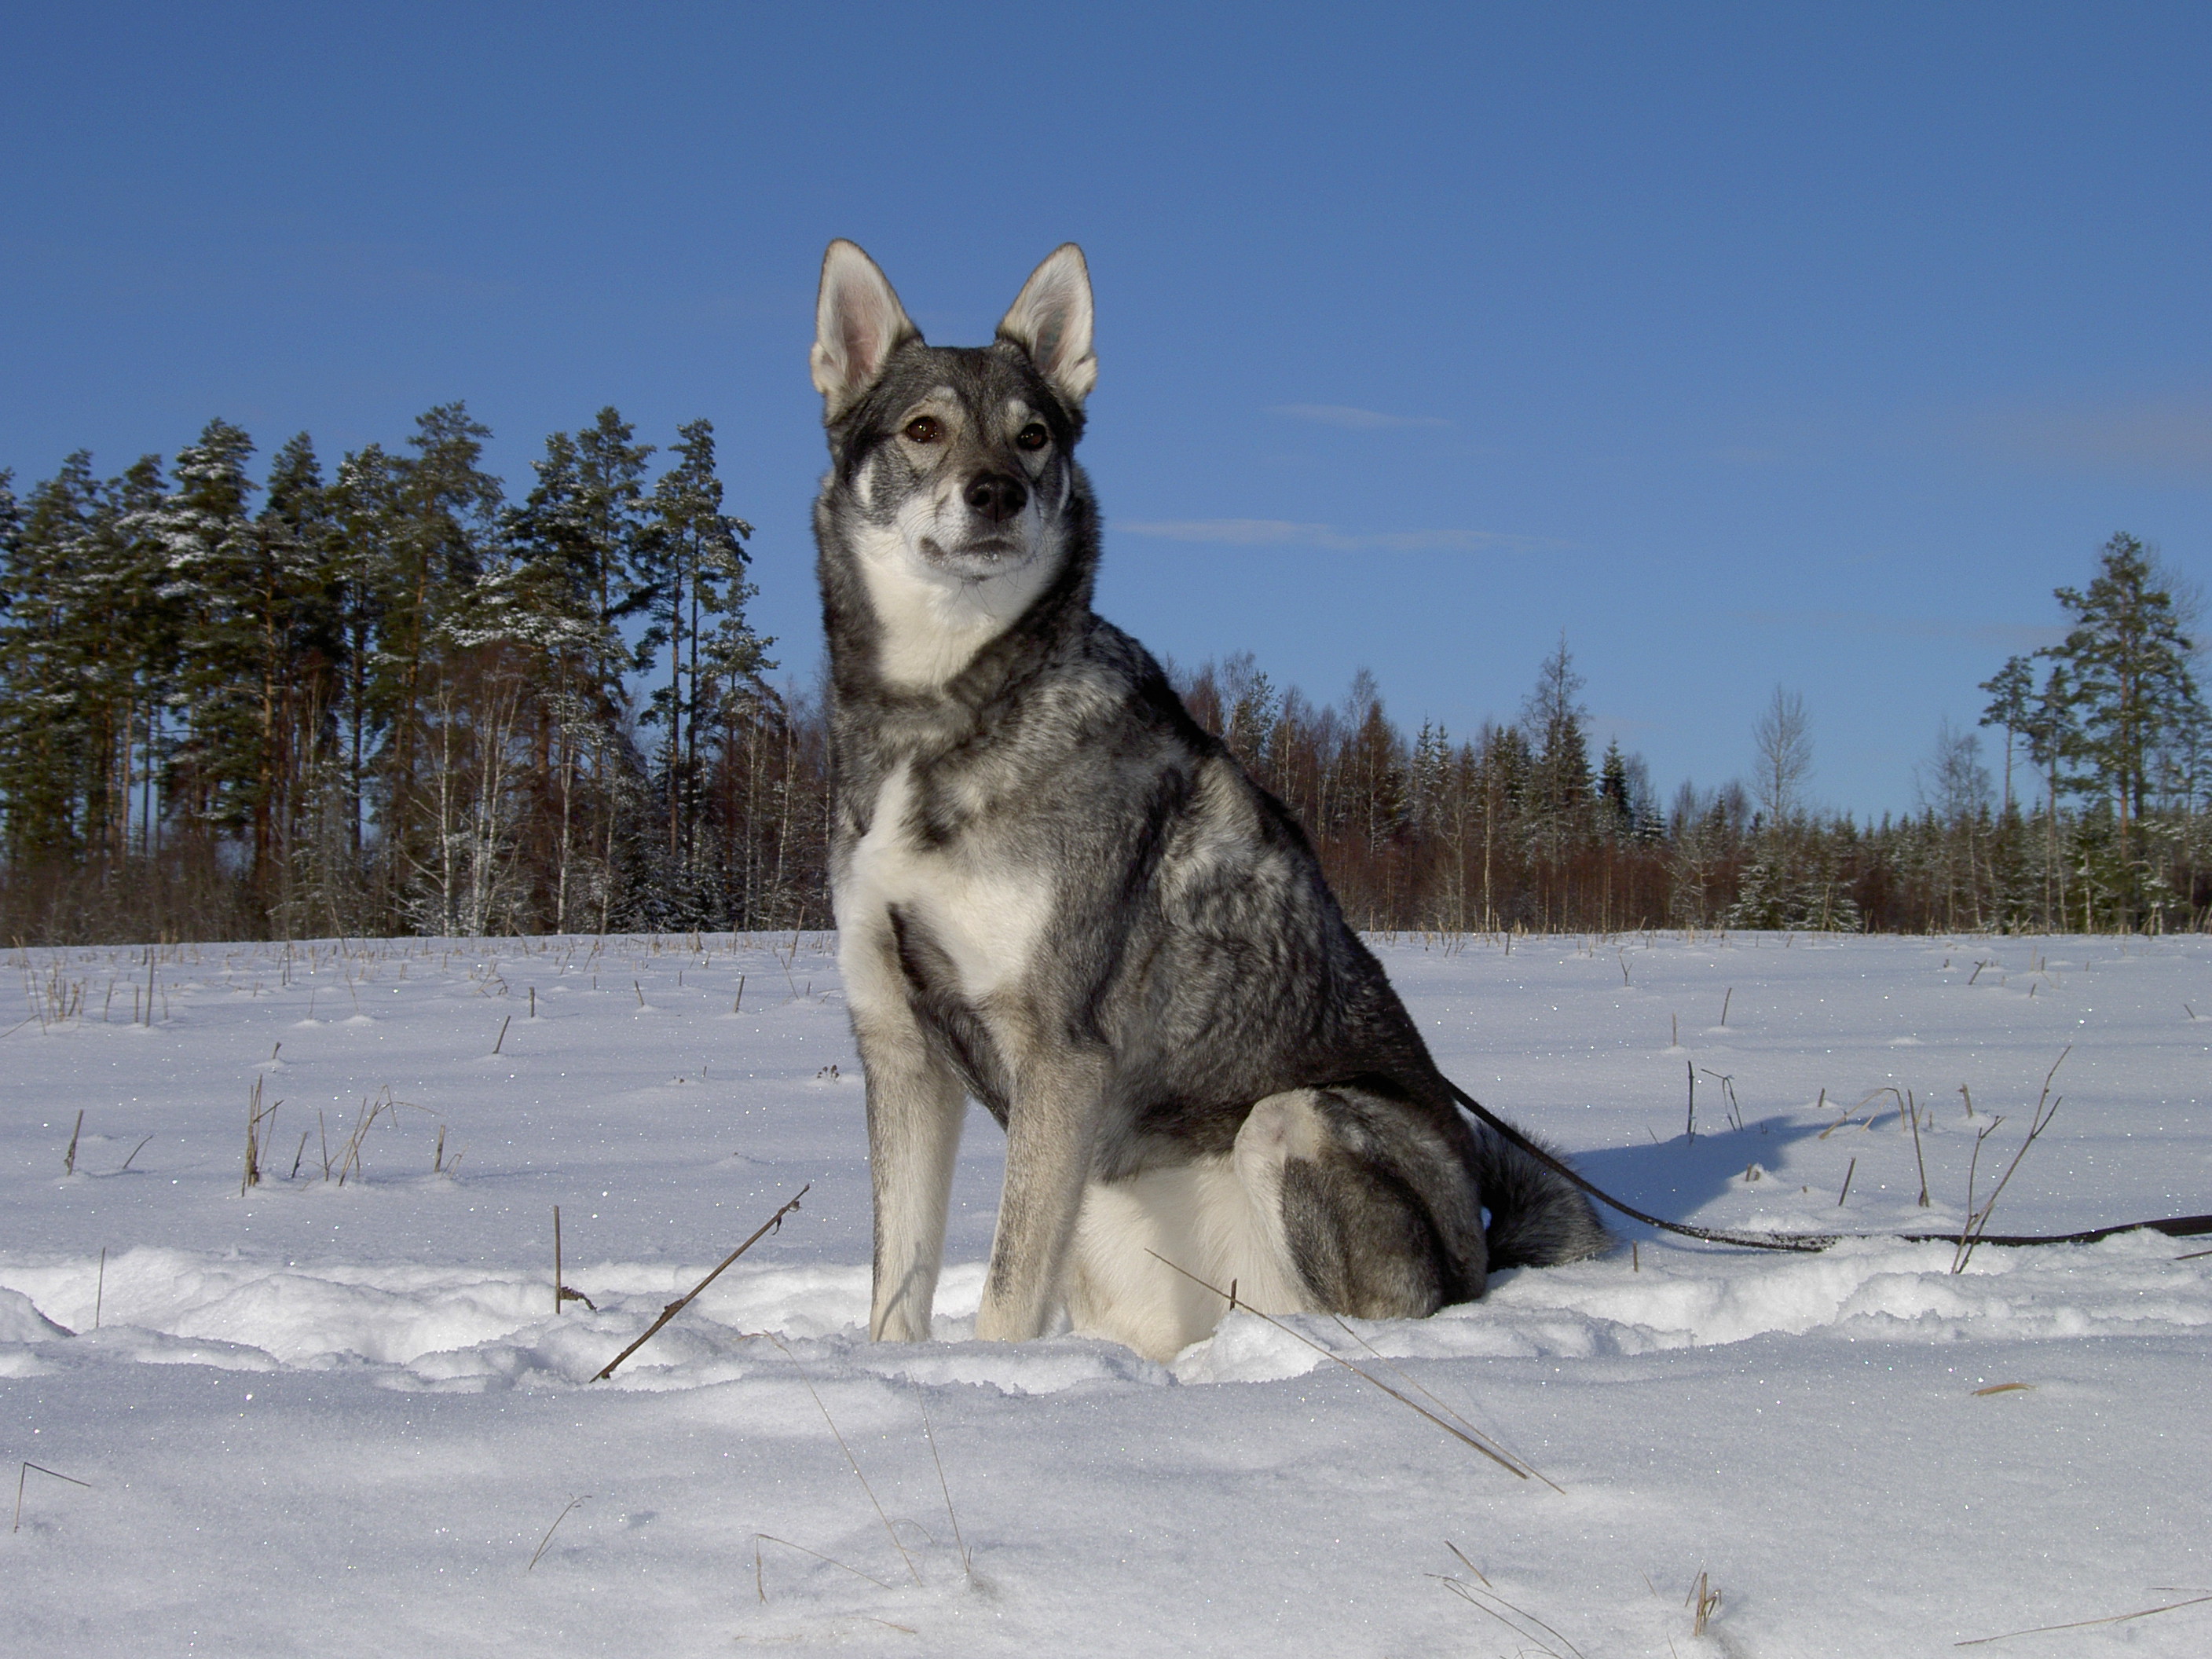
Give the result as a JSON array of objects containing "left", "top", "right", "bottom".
[{"left": 4, "top": 929, "right": 2208, "bottom": 1657}]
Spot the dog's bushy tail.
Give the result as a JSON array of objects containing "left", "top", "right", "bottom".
[{"left": 1470, "top": 1122, "right": 1613, "bottom": 1269}]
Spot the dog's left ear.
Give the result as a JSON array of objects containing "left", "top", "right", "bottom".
[{"left": 997, "top": 244, "right": 1097, "bottom": 410}]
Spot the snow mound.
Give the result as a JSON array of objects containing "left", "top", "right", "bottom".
[
  {"left": 5, "top": 1230, "right": 2202, "bottom": 1396},
  {"left": 0, "top": 1285, "right": 71, "bottom": 1341}
]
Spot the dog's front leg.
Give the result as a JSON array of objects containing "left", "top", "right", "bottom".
[
  {"left": 861, "top": 1023, "right": 966, "bottom": 1342},
  {"left": 863, "top": 1047, "right": 965, "bottom": 1343},
  {"left": 848, "top": 925, "right": 967, "bottom": 1342},
  {"left": 975, "top": 1047, "right": 1111, "bottom": 1342}
]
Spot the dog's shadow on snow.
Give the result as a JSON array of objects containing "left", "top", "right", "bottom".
[{"left": 1565, "top": 1115, "right": 1833, "bottom": 1239}]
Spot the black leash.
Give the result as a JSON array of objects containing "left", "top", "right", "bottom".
[{"left": 1447, "top": 1081, "right": 2212, "bottom": 1255}]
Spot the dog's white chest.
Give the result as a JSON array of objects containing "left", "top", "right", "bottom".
[{"left": 838, "top": 762, "right": 1049, "bottom": 1003}]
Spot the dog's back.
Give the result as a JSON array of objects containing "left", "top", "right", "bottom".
[{"left": 811, "top": 240, "right": 1608, "bottom": 1358}]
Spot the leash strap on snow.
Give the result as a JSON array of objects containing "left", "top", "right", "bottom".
[{"left": 1446, "top": 1081, "right": 2212, "bottom": 1256}]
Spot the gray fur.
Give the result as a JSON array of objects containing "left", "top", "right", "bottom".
[{"left": 811, "top": 240, "right": 1608, "bottom": 1357}]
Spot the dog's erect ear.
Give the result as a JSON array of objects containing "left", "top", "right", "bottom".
[
  {"left": 812, "top": 240, "right": 919, "bottom": 421},
  {"left": 996, "top": 244, "right": 1097, "bottom": 410}
]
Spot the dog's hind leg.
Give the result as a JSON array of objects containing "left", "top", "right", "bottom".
[
  {"left": 1266, "top": 1086, "right": 1484, "bottom": 1320},
  {"left": 1066, "top": 1162, "right": 1245, "bottom": 1359},
  {"left": 1061, "top": 1103, "right": 1319, "bottom": 1361}
]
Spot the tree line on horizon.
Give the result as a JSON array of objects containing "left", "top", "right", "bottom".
[
  {"left": 0, "top": 405, "right": 809, "bottom": 943},
  {"left": 1, "top": 411, "right": 2205, "bottom": 943}
]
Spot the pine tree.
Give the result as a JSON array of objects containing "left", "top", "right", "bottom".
[
  {"left": 253, "top": 434, "right": 347, "bottom": 899},
  {"left": 1978, "top": 655, "right": 2034, "bottom": 813},
  {"left": 0, "top": 455, "right": 102, "bottom": 861},
  {"left": 2039, "top": 533, "right": 2206, "bottom": 922},
  {"left": 504, "top": 408, "right": 650, "bottom": 928},
  {"left": 137, "top": 419, "right": 264, "bottom": 854},
  {"left": 80, "top": 454, "right": 171, "bottom": 866},
  {"left": 326, "top": 442, "right": 400, "bottom": 863},
  {"left": 374, "top": 405, "right": 507, "bottom": 909},
  {"left": 638, "top": 419, "right": 769, "bottom": 870}
]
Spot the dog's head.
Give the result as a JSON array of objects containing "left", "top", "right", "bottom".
[{"left": 811, "top": 242, "right": 1098, "bottom": 689}]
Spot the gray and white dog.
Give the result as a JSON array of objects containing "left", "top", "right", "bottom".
[{"left": 811, "top": 240, "right": 1608, "bottom": 1361}]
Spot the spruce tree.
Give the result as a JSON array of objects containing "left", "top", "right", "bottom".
[
  {"left": 1521, "top": 635, "right": 1591, "bottom": 861},
  {"left": 1598, "top": 739, "right": 1634, "bottom": 839}
]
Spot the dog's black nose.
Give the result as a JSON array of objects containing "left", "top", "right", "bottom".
[{"left": 963, "top": 472, "right": 1028, "bottom": 523}]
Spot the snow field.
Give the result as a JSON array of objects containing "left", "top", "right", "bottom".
[{"left": 3, "top": 930, "right": 2210, "bottom": 1655}]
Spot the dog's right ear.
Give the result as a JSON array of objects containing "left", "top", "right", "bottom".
[{"left": 811, "top": 240, "right": 918, "bottom": 422}]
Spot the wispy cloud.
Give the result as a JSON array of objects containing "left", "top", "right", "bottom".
[
  {"left": 1267, "top": 403, "right": 1452, "bottom": 430},
  {"left": 1119, "top": 518, "right": 1554, "bottom": 553},
  {"left": 1966, "top": 396, "right": 2212, "bottom": 481},
  {"left": 1729, "top": 608, "right": 2061, "bottom": 653}
]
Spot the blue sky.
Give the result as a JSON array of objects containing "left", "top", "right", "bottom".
[{"left": 5, "top": 3, "right": 2208, "bottom": 815}]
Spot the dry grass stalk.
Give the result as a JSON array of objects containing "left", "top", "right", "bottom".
[
  {"left": 1818, "top": 1089, "right": 1880, "bottom": 1140},
  {"left": 1430, "top": 1543, "right": 1585, "bottom": 1658},
  {"left": 119, "top": 1133, "right": 152, "bottom": 1174},
  {"left": 240, "top": 1079, "right": 281, "bottom": 1196},
  {"left": 1145, "top": 1251, "right": 1536, "bottom": 1481},
  {"left": 1327, "top": 1314, "right": 1561, "bottom": 1492},
  {"left": 1688, "top": 1570, "right": 1722, "bottom": 1636},
  {"left": 919, "top": 1402, "right": 971, "bottom": 1578},
  {"left": 13, "top": 1460, "right": 91, "bottom": 1532},
  {"left": 753, "top": 1533, "right": 897, "bottom": 1600},
  {"left": 1906, "top": 1087, "right": 1931, "bottom": 1207},
  {"left": 1698, "top": 1068, "right": 1741, "bottom": 1131},
  {"left": 64, "top": 1109, "right": 83, "bottom": 1175},
  {"left": 1953, "top": 1048, "right": 2069, "bottom": 1274},
  {"left": 764, "top": 1331, "right": 921, "bottom": 1588},
  {"left": 526, "top": 1494, "right": 589, "bottom": 1571},
  {"left": 1837, "top": 1157, "right": 1856, "bottom": 1207},
  {"left": 594, "top": 1185, "right": 809, "bottom": 1379},
  {"left": 93, "top": 1247, "right": 105, "bottom": 1329},
  {"left": 493, "top": 1015, "right": 511, "bottom": 1055},
  {"left": 1954, "top": 1591, "right": 2212, "bottom": 1646},
  {"left": 1971, "top": 1382, "right": 2034, "bottom": 1397}
]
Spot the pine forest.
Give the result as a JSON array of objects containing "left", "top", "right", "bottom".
[{"left": 2, "top": 409, "right": 2207, "bottom": 943}]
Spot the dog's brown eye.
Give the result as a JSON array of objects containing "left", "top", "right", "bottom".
[
  {"left": 1016, "top": 423, "right": 1049, "bottom": 452},
  {"left": 903, "top": 416, "right": 943, "bottom": 444}
]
